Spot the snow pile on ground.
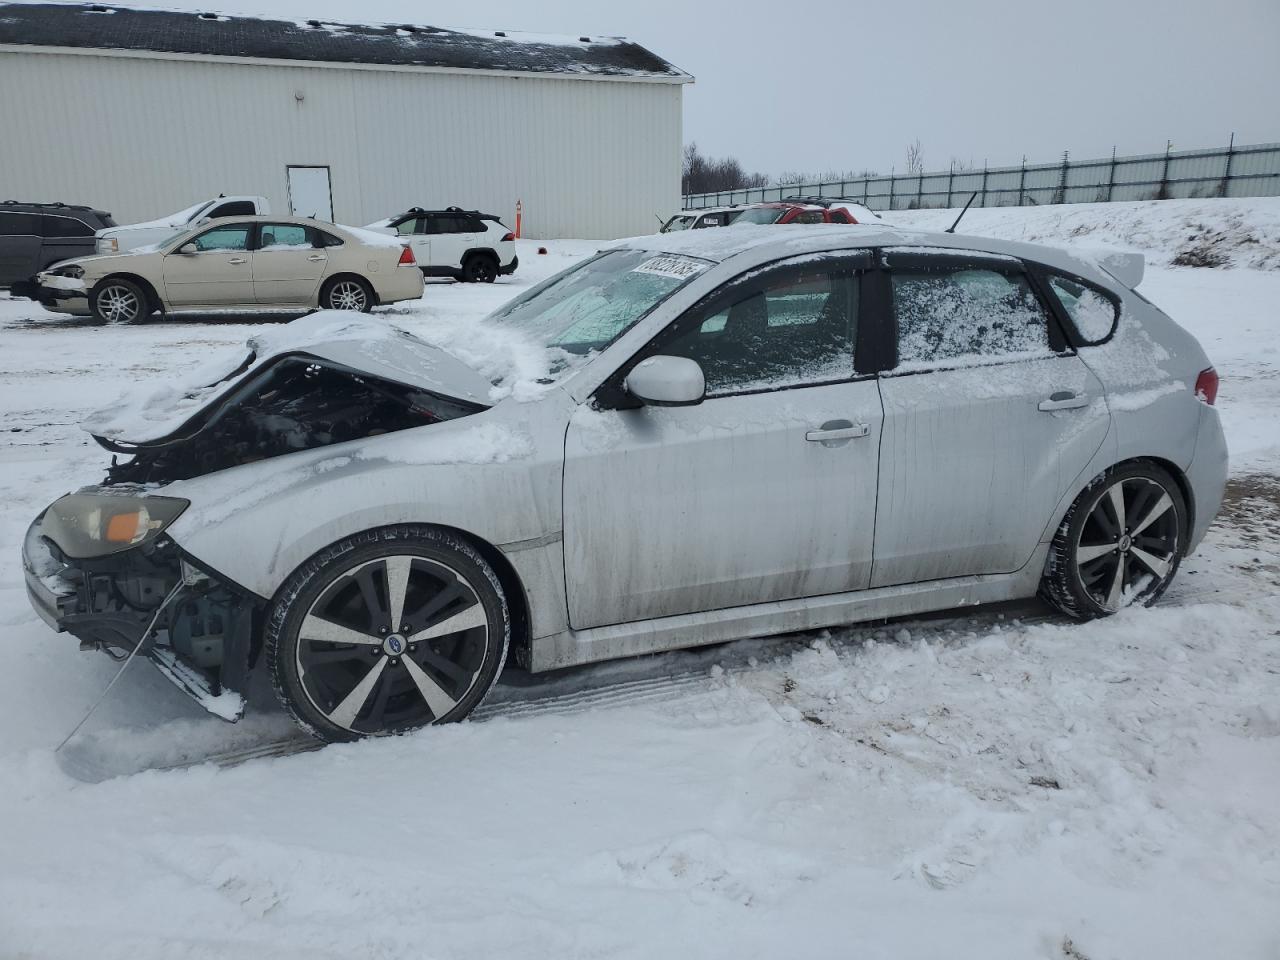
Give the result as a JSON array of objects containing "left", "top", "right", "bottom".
[
  {"left": 889, "top": 197, "right": 1280, "bottom": 270},
  {"left": 1, "top": 220, "right": 1279, "bottom": 957}
]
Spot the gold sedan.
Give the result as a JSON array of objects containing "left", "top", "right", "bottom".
[{"left": 36, "top": 215, "right": 425, "bottom": 323}]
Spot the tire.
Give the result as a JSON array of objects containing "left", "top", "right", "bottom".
[
  {"left": 90, "top": 278, "right": 151, "bottom": 324},
  {"left": 462, "top": 254, "right": 498, "bottom": 284},
  {"left": 321, "top": 276, "right": 374, "bottom": 312},
  {"left": 1039, "top": 461, "right": 1187, "bottom": 620},
  {"left": 266, "top": 526, "right": 510, "bottom": 742}
]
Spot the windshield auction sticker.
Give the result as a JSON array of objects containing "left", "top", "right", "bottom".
[{"left": 632, "top": 255, "right": 709, "bottom": 281}]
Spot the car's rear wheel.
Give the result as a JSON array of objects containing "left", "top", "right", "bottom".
[
  {"left": 321, "top": 276, "right": 373, "bottom": 312},
  {"left": 90, "top": 278, "right": 150, "bottom": 324},
  {"left": 1040, "top": 462, "right": 1187, "bottom": 619},
  {"left": 462, "top": 254, "right": 498, "bottom": 284},
  {"left": 266, "top": 526, "right": 509, "bottom": 742}
]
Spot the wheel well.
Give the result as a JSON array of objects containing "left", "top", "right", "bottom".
[
  {"left": 462, "top": 248, "right": 499, "bottom": 264},
  {"left": 375, "top": 523, "right": 532, "bottom": 670},
  {"left": 321, "top": 272, "right": 377, "bottom": 304},
  {"left": 1131, "top": 455, "right": 1187, "bottom": 535},
  {"left": 1107, "top": 456, "right": 1195, "bottom": 535},
  {"left": 99, "top": 272, "right": 162, "bottom": 312},
  {"left": 452, "top": 529, "right": 533, "bottom": 670}
]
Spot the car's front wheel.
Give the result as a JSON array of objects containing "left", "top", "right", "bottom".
[
  {"left": 90, "top": 278, "right": 151, "bottom": 324},
  {"left": 1040, "top": 462, "right": 1187, "bottom": 619},
  {"left": 321, "top": 276, "right": 374, "bottom": 312},
  {"left": 266, "top": 526, "right": 510, "bottom": 742}
]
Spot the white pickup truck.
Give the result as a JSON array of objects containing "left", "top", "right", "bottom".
[{"left": 95, "top": 195, "right": 270, "bottom": 254}]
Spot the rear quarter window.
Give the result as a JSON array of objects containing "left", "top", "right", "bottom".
[
  {"left": 1045, "top": 273, "right": 1119, "bottom": 344},
  {"left": 42, "top": 215, "right": 94, "bottom": 238}
]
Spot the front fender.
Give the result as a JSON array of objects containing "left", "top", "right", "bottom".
[{"left": 160, "top": 404, "right": 568, "bottom": 603}]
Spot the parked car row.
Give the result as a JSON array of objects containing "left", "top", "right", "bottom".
[
  {"left": 660, "top": 197, "right": 883, "bottom": 233},
  {"left": 2, "top": 194, "right": 521, "bottom": 322}
]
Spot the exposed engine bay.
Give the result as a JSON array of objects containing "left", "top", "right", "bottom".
[{"left": 97, "top": 352, "right": 485, "bottom": 485}]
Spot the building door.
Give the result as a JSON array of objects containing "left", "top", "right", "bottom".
[{"left": 286, "top": 166, "right": 333, "bottom": 221}]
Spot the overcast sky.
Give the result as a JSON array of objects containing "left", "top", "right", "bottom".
[{"left": 89, "top": 0, "right": 1280, "bottom": 178}]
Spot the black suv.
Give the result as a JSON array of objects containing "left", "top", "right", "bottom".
[{"left": 1, "top": 201, "right": 115, "bottom": 299}]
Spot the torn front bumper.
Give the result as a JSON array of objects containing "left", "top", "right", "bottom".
[
  {"left": 22, "top": 515, "right": 77, "bottom": 631},
  {"left": 21, "top": 509, "right": 263, "bottom": 721}
]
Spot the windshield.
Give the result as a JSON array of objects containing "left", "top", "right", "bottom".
[
  {"left": 733, "top": 207, "right": 785, "bottom": 225},
  {"left": 158, "top": 227, "right": 195, "bottom": 250},
  {"left": 661, "top": 215, "right": 695, "bottom": 233},
  {"left": 487, "top": 248, "right": 712, "bottom": 358},
  {"left": 179, "top": 200, "right": 216, "bottom": 224}
]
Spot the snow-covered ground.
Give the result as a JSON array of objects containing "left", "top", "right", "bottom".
[{"left": 1, "top": 208, "right": 1278, "bottom": 958}]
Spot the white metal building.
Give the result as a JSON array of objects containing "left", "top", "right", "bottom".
[{"left": 0, "top": 3, "right": 690, "bottom": 239}]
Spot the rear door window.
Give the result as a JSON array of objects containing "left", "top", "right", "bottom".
[
  {"left": 0, "top": 212, "right": 40, "bottom": 236},
  {"left": 890, "top": 261, "right": 1057, "bottom": 370},
  {"left": 258, "top": 224, "right": 310, "bottom": 249},
  {"left": 205, "top": 200, "right": 257, "bottom": 219}
]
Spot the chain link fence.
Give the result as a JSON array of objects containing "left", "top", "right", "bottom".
[{"left": 683, "top": 138, "right": 1280, "bottom": 212}]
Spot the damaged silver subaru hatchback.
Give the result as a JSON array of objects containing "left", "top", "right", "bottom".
[{"left": 23, "top": 226, "right": 1228, "bottom": 742}]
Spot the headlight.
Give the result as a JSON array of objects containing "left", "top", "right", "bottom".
[
  {"left": 57, "top": 265, "right": 85, "bottom": 279},
  {"left": 40, "top": 492, "right": 189, "bottom": 559},
  {"left": 97, "top": 237, "right": 119, "bottom": 254}
]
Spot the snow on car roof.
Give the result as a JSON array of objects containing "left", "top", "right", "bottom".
[
  {"left": 0, "top": 3, "right": 691, "bottom": 81},
  {"left": 608, "top": 223, "right": 1133, "bottom": 287}
]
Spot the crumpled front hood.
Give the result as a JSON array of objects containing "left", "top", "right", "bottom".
[{"left": 84, "top": 312, "right": 493, "bottom": 446}]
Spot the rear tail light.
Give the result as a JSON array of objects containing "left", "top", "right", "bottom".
[
  {"left": 1194, "top": 367, "right": 1219, "bottom": 405},
  {"left": 398, "top": 245, "right": 416, "bottom": 266},
  {"left": 500, "top": 232, "right": 515, "bottom": 242}
]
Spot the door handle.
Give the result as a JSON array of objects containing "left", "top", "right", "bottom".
[
  {"left": 307, "top": 254, "right": 325, "bottom": 262},
  {"left": 1037, "top": 391, "right": 1090, "bottom": 412},
  {"left": 227, "top": 257, "right": 247, "bottom": 265},
  {"left": 805, "top": 420, "right": 871, "bottom": 445}
]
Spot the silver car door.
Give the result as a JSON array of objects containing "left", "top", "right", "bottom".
[
  {"left": 162, "top": 222, "right": 255, "bottom": 307},
  {"left": 870, "top": 250, "right": 1111, "bottom": 587},
  {"left": 563, "top": 253, "right": 882, "bottom": 630}
]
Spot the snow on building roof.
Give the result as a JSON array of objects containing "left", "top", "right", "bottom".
[{"left": 0, "top": 2, "right": 692, "bottom": 82}]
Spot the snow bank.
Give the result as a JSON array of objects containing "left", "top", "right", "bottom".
[{"left": 889, "top": 197, "right": 1280, "bottom": 270}]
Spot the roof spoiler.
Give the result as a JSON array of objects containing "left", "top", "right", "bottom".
[{"left": 1088, "top": 249, "right": 1145, "bottom": 289}]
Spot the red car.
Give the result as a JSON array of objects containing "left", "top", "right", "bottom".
[{"left": 733, "top": 197, "right": 878, "bottom": 225}]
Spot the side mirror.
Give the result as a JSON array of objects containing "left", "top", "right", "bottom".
[
  {"left": 624, "top": 355, "right": 705, "bottom": 407},
  {"left": 178, "top": 243, "right": 198, "bottom": 255}
]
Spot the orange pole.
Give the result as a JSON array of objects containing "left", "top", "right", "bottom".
[{"left": 515, "top": 199, "right": 523, "bottom": 239}]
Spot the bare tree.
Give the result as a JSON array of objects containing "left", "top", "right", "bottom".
[
  {"left": 905, "top": 140, "right": 924, "bottom": 175},
  {"left": 682, "top": 142, "right": 769, "bottom": 195},
  {"left": 949, "top": 156, "right": 975, "bottom": 172}
]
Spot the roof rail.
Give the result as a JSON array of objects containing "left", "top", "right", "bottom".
[
  {"left": 781, "top": 195, "right": 866, "bottom": 208},
  {"left": 2, "top": 200, "right": 96, "bottom": 210}
]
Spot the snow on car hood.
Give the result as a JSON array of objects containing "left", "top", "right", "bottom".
[{"left": 82, "top": 312, "right": 493, "bottom": 444}]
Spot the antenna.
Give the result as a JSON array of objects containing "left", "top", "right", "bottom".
[{"left": 945, "top": 192, "right": 978, "bottom": 234}]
